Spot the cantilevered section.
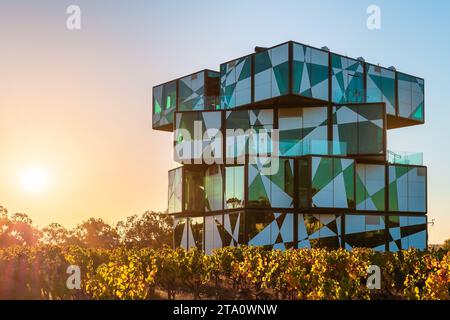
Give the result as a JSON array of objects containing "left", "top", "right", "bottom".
[
  {"left": 152, "top": 40, "right": 427, "bottom": 253},
  {"left": 152, "top": 69, "right": 220, "bottom": 131}
]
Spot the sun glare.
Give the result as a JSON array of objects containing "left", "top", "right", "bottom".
[{"left": 19, "top": 167, "right": 49, "bottom": 192}]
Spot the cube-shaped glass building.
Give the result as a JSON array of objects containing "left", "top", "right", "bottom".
[{"left": 153, "top": 41, "right": 427, "bottom": 252}]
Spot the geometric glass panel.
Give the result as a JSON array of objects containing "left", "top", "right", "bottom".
[{"left": 254, "top": 43, "right": 289, "bottom": 102}]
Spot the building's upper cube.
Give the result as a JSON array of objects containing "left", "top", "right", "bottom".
[
  {"left": 152, "top": 70, "right": 220, "bottom": 131},
  {"left": 152, "top": 40, "right": 425, "bottom": 131},
  {"left": 217, "top": 41, "right": 424, "bottom": 128}
]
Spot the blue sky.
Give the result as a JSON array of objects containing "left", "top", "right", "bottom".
[{"left": 0, "top": 0, "right": 449, "bottom": 242}]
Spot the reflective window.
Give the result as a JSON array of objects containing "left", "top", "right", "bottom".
[
  {"left": 168, "top": 168, "right": 182, "bottom": 213},
  {"left": 388, "top": 165, "right": 426, "bottom": 212},
  {"left": 178, "top": 72, "right": 205, "bottom": 111},
  {"left": 220, "top": 56, "right": 252, "bottom": 109},
  {"left": 345, "top": 215, "right": 386, "bottom": 251},
  {"left": 224, "top": 166, "right": 244, "bottom": 209},
  {"left": 189, "top": 217, "right": 204, "bottom": 250},
  {"left": 331, "top": 54, "right": 364, "bottom": 104},
  {"left": 293, "top": 43, "right": 329, "bottom": 101},
  {"left": 247, "top": 212, "right": 294, "bottom": 249},
  {"left": 311, "top": 157, "right": 355, "bottom": 208},
  {"left": 248, "top": 157, "right": 294, "bottom": 208},
  {"left": 174, "top": 217, "right": 187, "bottom": 249},
  {"left": 204, "top": 214, "right": 223, "bottom": 254},
  {"left": 152, "top": 81, "right": 177, "bottom": 129},
  {"left": 205, "top": 71, "right": 221, "bottom": 110},
  {"left": 298, "top": 214, "right": 342, "bottom": 249},
  {"left": 366, "top": 64, "right": 396, "bottom": 115},
  {"left": 184, "top": 169, "right": 204, "bottom": 212},
  {"left": 204, "top": 165, "right": 223, "bottom": 212},
  {"left": 225, "top": 109, "right": 273, "bottom": 160},
  {"left": 254, "top": 44, "right": 289, "bottom": 102},
  {"left": 356, "top": 164, "right": 386, "bottom": 211},
  {"left": 332, "top": 104, "right": 384, "bottom": 155},
  {"left": 223, "top": 211, "right": 244, "bottom": 246},
  {"left": 398, "top": 73, "right": 424, "bottom": 121},
  {"left": 297, "top": 158, "right": 309, "bottom": 208},
  {"left": 174, "top": 111, "right": 222, "bottom": 164},
  {"left": 278, "top": 107, "right": 328, "bottom": 156},
  {"left": 388, "top": 216, "right": 426, "bottom": 251}
]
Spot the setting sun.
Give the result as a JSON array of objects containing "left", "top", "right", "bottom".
[{"left": 19, "top": 167, "right": 49, "bottom": 193}]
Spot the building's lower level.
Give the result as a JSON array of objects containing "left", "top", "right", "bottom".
[
  {"left": 169, "top": 155, "right": 427, "bottom": 253},
  {"left": 174, "top": 211, "right": 427, "bottom": 254}
]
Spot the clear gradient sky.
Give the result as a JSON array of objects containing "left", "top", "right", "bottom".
[{"left": 0, "top": 0, "right": 449, "bottom": 243}]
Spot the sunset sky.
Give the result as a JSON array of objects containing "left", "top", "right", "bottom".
[{"left": 1, "top": 0, "right": 449, "bottom": 243}]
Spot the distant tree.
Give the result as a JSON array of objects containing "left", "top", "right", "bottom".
[
  {"left": 116, "top": 211, "right": 173, "bottom": 249},
  {"left": 443, "top": 238, "right": 450, "bottom": 251},
  {"left": 72, "top": 218, "right": 119, "bottom": 249},
  {"left": 0, "top": 206, "right": 41, "bottom": 247},
  {"left": 40, "top": 222, "right": 73, "bottom": 246}
]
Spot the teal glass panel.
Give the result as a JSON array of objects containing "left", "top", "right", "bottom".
[
  {"left": 254, "top": 44, "right": 289, "bottom": 102},
  {"left": 248, "top": 157, "right": 294, "bottom": 208},
  {"left": 398, "top": 73, "right": 424, "bottom": 121},
  {"left": 331, "top": 54, "right": 364, "bottom": 104},
  {"left": 293, "top": 43, "right": 329, "bottom": 101},
  {"left": 366, "top": 65, "right": 396, "bottom": 115},
  {"left": 178, "top": 71, "right": 205, "bottom": 111},
  {"left": 220, "top": 56, "right": 252, "bottom": 109}
]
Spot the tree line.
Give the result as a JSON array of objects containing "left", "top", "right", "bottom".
[{"left": 0, "top": 206, "right": 173, "bottom": 249}]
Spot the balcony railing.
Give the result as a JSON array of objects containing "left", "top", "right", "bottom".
[
  {"left": 299, "top": 140, "right": 347, "bottom": 157},
  {"left": 388, "top": 150, "right": 423, "bottom": 165}
]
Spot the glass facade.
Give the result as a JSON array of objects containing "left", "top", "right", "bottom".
[
  {"left": 388, "top": 165, "right": 426, "bottom": 213},
  {"left": 292, "top": 43, "right": 329, "bottom": 101},
  {"left": 174, "top": 111, "right": 222, "bottom": 164},
  {"left": 168, "top": 168, "right": 182, "bottom": 214},
  {"left": 204, "top": 214, "right": 224, "bottom": 254},
  {"left": 183, "top": 168, "right": 204, "bottom": 212},
  {"left": 366, "top": 64, "right": 396, "bottom": 115},
  {"left": 278, "top": 107, "right": 328, "bottom": 156},
  {"left": 178, "top": 71, "right": 206, "bottom": 111},
  {"left": 225, "top": 109, "right": 273, "bottom": 160},
  {"left": 152, "top": 81, "right": 177, "bottom": 129},
  {"left": 398, "top": 73, "right": 424, "bottom": 121},
  {"left": 254, "top": 43, "right": 289, "bottom": 102},
  {"left": 189, "top": 217, "right": 204, "bottom": 250},
  {"left": 356, "top": 164, "right": 386, "bottom": 211},
  {"left": 224, "top": 166, "right": 245, "bottom": 209},
  {"left": 204, "top": 165, "right": 223, "bottom": 212},
  {"left": 387, "top": 215, "right": 427, "bottom": 251},
  {"left": 332, "top": 103, "right": 384, "bottom": 155},
  {"left": 248, "top": 157, "right": 294, "bottom": 208},
  {"left": 298, "top": 214, "right": 342, "bottom": 249},
  {"left": 220, "top": 56, "right": 252, "bottom": 109},
  {"left": 311, "top": 156, "right": 355, "bottom": 209},
  {"left": 174, "top": 217, "right": 188, "bottom": 249},
  {"left": 157, "top": 40, "right": 427, "bottom": 252},
  {"left": 345, "top": 215, "right": 386, "bottom": 251},
  {"left": 331, "top": 54, "right": 365, "bottom": 104},
  {"left": 247, "top": 212, "right": 294, "bottom": 249}
]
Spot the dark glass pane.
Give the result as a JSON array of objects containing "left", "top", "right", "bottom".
[{"left": 184, "top": 168, "right": 204, "bottom": 212}]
